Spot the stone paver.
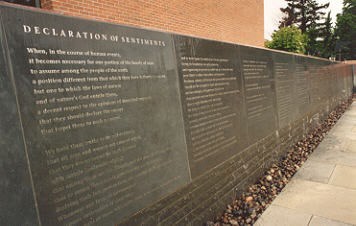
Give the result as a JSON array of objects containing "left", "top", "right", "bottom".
[
  {"left": 257, "top": 102, "right": 356, "bottom": 226},
  {"left": 329, "top": 165, "right": 356, "bottom": 189},
  {"left": 346, "top": 140, "right": 356, "bottom": 152},
  {"left": 254, "top": 205, "right": 312, "bottom": 226},
  {"left": 309, "top": 216, "right": 354, "bottom": 226},
  {"left": 308, "top": 146, "right": 356, "bottom": 167},
  {"left": 331, "top": 122, "right": 356, "bottom": 140},
  {"left": 293, "top": 160, "right": 335, "bottom": 183},
  {"left": 272, "top": 179, "right": 356, "bottom": 225}
]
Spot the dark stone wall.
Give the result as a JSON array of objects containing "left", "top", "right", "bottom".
[
  {"left": 0, "top": 3, "right": 353, "bottom": 226},
  {"left": 0, "top": 11, "right": 40, "bottom": 226}
]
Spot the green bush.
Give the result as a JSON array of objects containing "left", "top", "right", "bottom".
[{"left": 266, "top": 26, "right": 308, "bottom": 54}]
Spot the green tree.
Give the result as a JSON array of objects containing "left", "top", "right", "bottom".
[
  {"left": 266, "top": 26, "right": 307, "bottom": 54},
  {"left": 305, "top": 11, "right": 335, "bottom": 57},
  {"left": 279, "top": 0, "right": 329, "bottom": 33},
  {"left": 279, "top": 0, "right": 331, "bottom": 57},
  {"left": 319, "top": 12, "right": 335, "bottom": 58},
  {"left": 305, "top": 22, "right": 319, "bottom": 55},
  {"left": 335, "top": 0, "right": 356, "bottom": 60}
]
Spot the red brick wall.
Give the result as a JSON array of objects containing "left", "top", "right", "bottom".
[{"left": 40, "top": 0, "right": 264, "bottom": 47}]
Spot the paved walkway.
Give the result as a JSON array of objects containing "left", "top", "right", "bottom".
[{"left": 255, "top": 101, "right": 356, "bottom": 226}]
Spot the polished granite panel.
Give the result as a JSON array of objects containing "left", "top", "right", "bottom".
[
  {"left": 174, "top": 36, "right": 247, "bottom": 178},
  {"left": 272, "top": 52, "right": 296, "bottom": 128},
  {"left": 0, "top": 4, "right": 190, "bottom": 225},
  {"left": 239, "top": 46, "right": 277, "bottom": 144}
]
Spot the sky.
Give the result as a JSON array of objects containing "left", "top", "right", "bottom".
[{"left": 264, "top": 0, "right": 344, "bottom": 40}]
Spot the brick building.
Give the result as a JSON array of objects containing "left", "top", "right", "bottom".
[{"left": 36, "top": 0, "right": 264, "bottom": 47}]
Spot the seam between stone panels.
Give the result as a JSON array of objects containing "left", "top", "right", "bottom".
[
  {"left": 0, "top": 10, "right": 43, "bottom": 226},
  {"left": 170, "top": 34, "right": 192, "bottom": 182},
  {"left": 307, "top": 215, "right": 314, "bottom": 225},
  {"left": 327, "top": 164, "right": 337, "bottom": 184}
]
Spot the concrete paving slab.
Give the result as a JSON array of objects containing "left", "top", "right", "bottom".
[
  {"left": 293, "top": 160, "right": 335, "bottom": 184},
  {"left": 331, "top": 120, "right": 356, "bottom": 140},
  {"left": 310, "top": 134, "right": 347, "bottom": 153},
  {"left": 309, "top": 216, "right": 354, "bottom": 226},
  {"left": 343, "top": 109, "right": 356, "bottom": 117},
  {"left": 330, "top": 108, "right": 356, "bottom": 140},
  {"left": 308, "top": 132, "right": 356, "bottom": 167},
  {"left": 308, "top": 148, "right": 356, "bottom": 167},
  {"left": 346, "top": 140, "right": 356, "bottom": 152},
  {"left": 345, "top": 104, "right": 356, "bottom": 116},
  {"left": 330, "top": 130, "right": 352, "bottom": 137},
  {"left": 254, "top": 205, "right": 312, "bottom": 226},
  {"left": 272, "top": 179, "right": 356, "bottom": 225},
  {"left": 347, "top": 107, "right": 356, "bottom": 113},
  {"left": 344, "top": 113, "right": 356, "bottom": 120},
  {"left": 259, "top": 102, "right": 356, "bottom": 226},
  {"left": 331, "top": 131, "right": 356, "bottom": 141},
  {"left": 329, "top": 165, "right": 356, "bottom": 189}
]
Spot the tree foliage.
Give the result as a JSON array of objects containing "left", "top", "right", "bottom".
[
  {"left": 279, "top": 0, "right": 329, "bottom": 33},
  {"left": 335, "top": 0, "right": 356, "bottom": 60},
  {"left": 278, "top": 0, "right": 335, "bottom": 57},
  {"left": 305, "top": 11, "right": 335, "bottom": 57},
  {"left": 266, "top": 26, "right": 307, "bottom": 54},
  {"left": 319, "top": 12, "right": 335, "bottom": 58}
]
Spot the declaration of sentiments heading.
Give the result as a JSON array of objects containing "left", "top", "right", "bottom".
[{"left": 23, "top": 25, "right": 166, "bottom": 47}]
